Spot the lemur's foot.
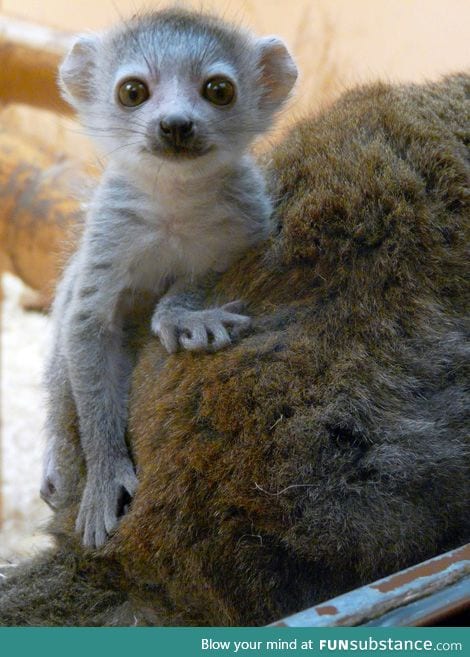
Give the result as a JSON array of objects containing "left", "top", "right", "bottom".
[
  {"left": 40, "top": 448, "right": 63, "bottom": 510},
  {"left": 152, "top": 301, "right": 251, "bottom": 354},
  {"left": 76, "top": 457, "right": 138, "bottom": 548},
  {"left": 40, "top": 471, "right": 62, "bottom": 510}
]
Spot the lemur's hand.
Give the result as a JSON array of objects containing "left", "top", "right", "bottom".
[
  {"left": 151, "top": 301, "right": 251, "bottom": 354},
  {"left": 76, "top": 456, "right": 138, "bottom": 548}
]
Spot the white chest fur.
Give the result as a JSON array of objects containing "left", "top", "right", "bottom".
[
  {"left": 87, "top": 155, "right": 269, "bottom": 296},
  {"left": 139, "top": 203, "right": 246, "bottom": 284}
]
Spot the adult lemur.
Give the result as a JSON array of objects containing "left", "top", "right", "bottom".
[{"left": 40, "top": 9, "right": 297, "bottom": 547}]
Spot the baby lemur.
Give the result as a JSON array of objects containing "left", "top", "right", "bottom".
[{"left": 41, "top": 9, "right": 297, "bottom": 548}]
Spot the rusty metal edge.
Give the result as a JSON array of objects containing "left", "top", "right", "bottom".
[
  {"left": 363, "top": 576, "right": 470, "bottom": 626},
  {"left": 269, "top": 543, "right": 470, "bottom": 627}
]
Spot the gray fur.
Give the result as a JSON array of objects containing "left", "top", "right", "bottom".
[{"left": 42, "top": 9, "right": 297, "bottom": 548}]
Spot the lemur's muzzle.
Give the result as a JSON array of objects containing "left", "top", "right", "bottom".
[{"left": 159, "top": 115, "right": 194, "bottom": 147}]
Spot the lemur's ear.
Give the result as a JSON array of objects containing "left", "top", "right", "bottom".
[
  {"left": 256, "top": 36, "right": 298, "bottom": 107},
  {"left": 59, "top": 34, "right": 99, "bottom": 106}
]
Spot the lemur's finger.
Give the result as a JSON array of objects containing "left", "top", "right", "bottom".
[
  {"left": 76, "top": 506, "right": 85, "bottom": 534},
  {"left": 221, "top": 300, "right": 246, "bottom": 314},
  {"left": 82, "top": 520, "right": 96, "bottom": 548},
  {"left": 104, "top": 509, "right": 118, "bottom": 535},
  {"left": 207, "top": 322, "right": 231, "bottom": 350},
  {"left": 123, "top": 470, "right": 138, "bottom": 496},
  {"left": 222, "top": 312, "right": 251, "bottom": 328},
  {"left": 158, "top": 325, "right": 179, "bottom": 353},
  {"left": 94, "top": 522, "right": 107, "bottom": 549},
  {"left": 104, "top": 490, "right": 119, "bottom": 529},
  {"left": 180, "top": 323, "right": 208, "bottom": 351},
  {"left": 104, "top": 495, "right": 120, "bottom": 534}
]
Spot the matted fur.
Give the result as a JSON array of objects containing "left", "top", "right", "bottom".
[{"left": 1, "top": 73, "right": 468, "bottom": 626}]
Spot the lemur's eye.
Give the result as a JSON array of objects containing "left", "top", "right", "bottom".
[
  {"left": 118, "top": 79, "right": 149, "bottom": 107},
  {"left": 202, "top": 77, "right": 235, "bottom": 106}
]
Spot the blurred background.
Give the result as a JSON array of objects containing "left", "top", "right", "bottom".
[{"left": 0, "top": 0, "right": 469, "bottom": 565}]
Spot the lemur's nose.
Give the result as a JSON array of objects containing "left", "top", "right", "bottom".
[{"left": 159, "top": 116, "right": 194, "bottom": 146}]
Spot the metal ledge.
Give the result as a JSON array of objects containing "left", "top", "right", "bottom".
[{"left": 271, "top": 543, "right": 470, "bottom": 627}]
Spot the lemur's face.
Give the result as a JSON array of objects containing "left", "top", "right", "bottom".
[
  {"left": 109, "top": 52, "right": 244, "bottom": 161},
  {"left": 60, "top": 11, "right": 297, "bottom": 169}
]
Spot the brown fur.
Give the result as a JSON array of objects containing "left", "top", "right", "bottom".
[{"left": 1, "top": 73, "right": 469, "bottom": 626}]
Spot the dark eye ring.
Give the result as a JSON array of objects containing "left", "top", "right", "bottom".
[
  {"left": 202, "top": 77, "right": 235, "bottom": 106},
  {"left": 117, "top": 78, "right": 150, "bottom": 107}
]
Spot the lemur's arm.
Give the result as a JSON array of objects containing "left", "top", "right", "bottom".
[{"left": 152, "top": 274, "right": 251, "bottom": 353}]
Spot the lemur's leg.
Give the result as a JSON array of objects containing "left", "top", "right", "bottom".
[
  {"left": 41, "top": 348, "right": 75, "bottom": 509},
  {"left": 41, "top": 257, "right": 78, "bottom": 509},
  {"left": 152, "top": 274, "right": 251, "bottom": 354},
  {"left": 65, "top": 305, "right": 137, "bottom": 548}
]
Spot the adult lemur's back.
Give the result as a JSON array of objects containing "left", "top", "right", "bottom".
[{"left": 1, "top": 75, "right": 467, "bottom": 626}]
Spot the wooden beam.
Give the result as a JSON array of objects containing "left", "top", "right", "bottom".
[
  {"left": 0, "top": 130, "right": 86, "bottom": 301},
  {"left": 0, "top": 17, "right": 73, "bottom": 114}
]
